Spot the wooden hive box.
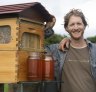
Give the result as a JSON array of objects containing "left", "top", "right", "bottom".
[{"left": 0, "top": 2, "right": 54, "bottom": 83}]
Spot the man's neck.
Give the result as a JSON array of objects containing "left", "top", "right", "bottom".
[{"left": 70, "top": 39, "right": 87, "bottom": 48}]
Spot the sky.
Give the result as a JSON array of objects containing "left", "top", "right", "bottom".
[{"left": 0, "top": 0, "right": 96, "bottom": 38}]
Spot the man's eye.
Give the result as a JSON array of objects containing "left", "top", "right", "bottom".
[
  {"left": 77, "top": 23, "right": 82, "bottom": 25},
  {"left": 70, "top": 24, "right": 74, "bottom": 26}
]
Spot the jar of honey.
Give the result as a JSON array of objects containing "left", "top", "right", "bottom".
[
  {"left": 27, "top": 52, "right": 43, "bottom": 81},
  {"left": 43, "top": 53, "right": 54, "bottom": 81}
]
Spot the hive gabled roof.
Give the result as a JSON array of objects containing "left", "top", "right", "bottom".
[
  {"left": 0, "top": 2, "right": 37, "bottom": 14},
  {"left": 0, "top": 2, "right": 53, "bottom": 22}
]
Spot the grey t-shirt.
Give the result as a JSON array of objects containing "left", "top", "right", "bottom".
[{"left": 61, "top": 45, "right": 96, "bottom": 92}]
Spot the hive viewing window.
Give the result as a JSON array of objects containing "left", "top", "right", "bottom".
[
  {"left": 21, "top": 32, "right": 40, "bottom": 49},
  {"left": 0, "top": 25, "right": 11, "bottom": 44}
]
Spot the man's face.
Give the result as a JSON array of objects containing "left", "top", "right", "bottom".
[{"left": 66, "top": 15, "right": 85, "bottom": 40}]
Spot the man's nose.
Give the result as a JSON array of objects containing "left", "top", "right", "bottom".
[{"left": 74, "top": 24, "right": 78, "bottom": 30}]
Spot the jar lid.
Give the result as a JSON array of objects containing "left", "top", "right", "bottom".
[{"left": 29, "top": 52, "right": 40, "bottom": 59}]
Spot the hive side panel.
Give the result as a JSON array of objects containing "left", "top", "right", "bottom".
[{"left": 0, "top": 51, "right": 18, "bottom": 83}]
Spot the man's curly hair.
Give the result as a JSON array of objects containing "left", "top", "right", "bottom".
[{"left": 64, "top": 9, "right": 88, "bottom": 29}]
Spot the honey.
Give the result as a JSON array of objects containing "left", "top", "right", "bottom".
[
  {"left": 27, "top": 52, "right": 43, "bottom": 81},
  {"left": 43, "top": 53, "right": 54, "bottom": 81}
]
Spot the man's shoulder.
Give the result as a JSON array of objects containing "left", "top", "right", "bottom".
[
  {"left": 88, "top": 41, "right": 96, "bottom": 51},
  {"left": 86, "top": 40, "right": 96, "bottom": 48},
  {"left": 89, "top": 42, "right": 96, "bottom": 47}
]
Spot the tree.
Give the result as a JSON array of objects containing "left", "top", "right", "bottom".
[{"left": 44, "top": 34, "right": 67, "bottom": 45}]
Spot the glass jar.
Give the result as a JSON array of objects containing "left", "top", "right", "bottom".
[
  {"left": 27, "top": 52, "right": 43, "bottom": 81},
  {"left": 43, "top": 53, "right": 54, "bottom": 81}
]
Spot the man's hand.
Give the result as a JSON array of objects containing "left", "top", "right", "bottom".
[{"left": 58, "top": 38, "right": 70, "bottom": 51}]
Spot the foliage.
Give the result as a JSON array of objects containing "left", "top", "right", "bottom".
[
  {"left": 44, "top": 34, "right": 67, "bottom": 45},
  {"left": 87, "top": 36, "right": 96, "bottom": 43}
]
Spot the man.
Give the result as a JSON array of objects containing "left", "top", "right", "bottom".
[{"left": 46, "top": 9, "right": 96, "bottom": 92}]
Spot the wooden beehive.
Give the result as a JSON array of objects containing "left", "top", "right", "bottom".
[{"left": 0, "top": 2, "right": 54, "bottom": 83}]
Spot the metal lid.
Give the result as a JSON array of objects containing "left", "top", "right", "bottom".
[{"left": 29, "top": 52, "right": 40, "bottom": 59}]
